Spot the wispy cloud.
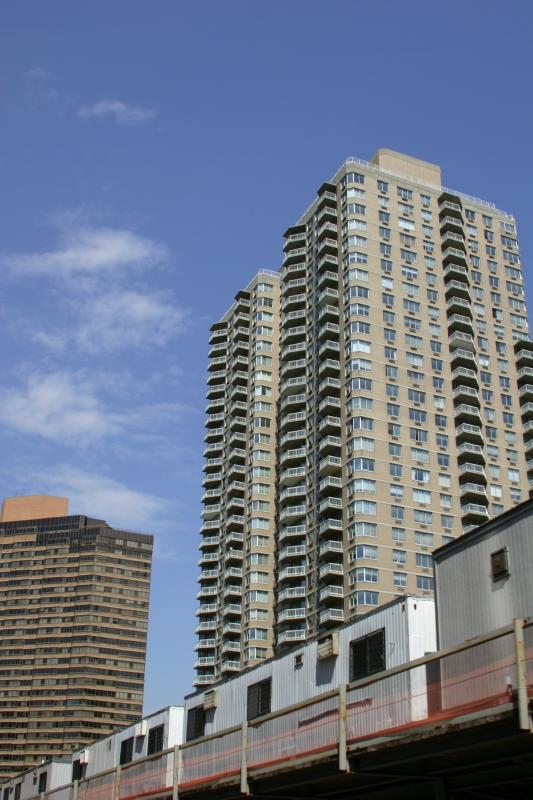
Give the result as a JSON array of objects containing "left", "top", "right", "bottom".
[
  {"left": 0, "top": 370, "right": 184, "bottom": 445},
  {"left": 34, "top": 289, "right": 189, "bottom": 354},
  {"left": 0, "top": 225, "right": 166, "bottom": 279},
  {"left": 11, "top": 463, "right": 171, "bottom": 533},
  {"left": 77, "top": 99, "right": 156, "bottom": 126}
]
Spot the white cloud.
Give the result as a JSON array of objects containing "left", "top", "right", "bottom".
[
  {"left": 17, "top": 464, "right": 170, "bottom": 533},
  {"left": 0, "top": 370, "right": 184, "bottom": 445},
  {"left": 77, "top": 99, "right": 156, "bottom": 126},
  {"left": 0, "top": 372, "right": 118, "bottom": 443},
  {"left": 0, "top": 225, "right": 166, "bottom": 279},
  {"left": 76, "top": 290, "right": 188, "bottom": 353}
]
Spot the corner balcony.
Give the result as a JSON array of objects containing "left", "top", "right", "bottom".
[
  {"left": 318, "top": 321, "right": 340, "bottom": 341},
  {"left": 452, "top": 366, "right": 478, "bottom": 386},
  {"left": 220, "top": 660, "right": 241, "bottom": 673},
  {"left": 279, "top": 410, "right": 307, "bottom": 433},
  {"left": 279, "top": 429, "right": 306, "bottom": 449},
  {"left": 280, "top": 466, "right": 307, "bottom": 486},
  {"left": 318, "top": 304, "right": 340, "bottom": 324},
  {"left": 281, "top": 324, "right": 306, "bottom": 345},
  {"left": 319, "top": 475, "right": 342, "bottom": 494},
  {"left": 278, "top": 565, "right": 306, "bottom": 583},
  {"left": 456, "top": 442, "right": 485, "bottom": 462},
  {"left": 440, "top": 214, "right": 464, "bottom": 233},
  {"left": 318, "top": 358, "right": 341, "bottom": 379},
  {"left": 278, "top": 586, "right": 306, "bottom": 603},
  {"left": 319, "top": 608, "right": 345, "bottom": 626},
  {"left": 279, "top": 447, "right": 307, "bottom": 467},
  {"left": 277, "top": 629, "right": 306, "bottom": 645},
  {"left": 449, "top": 331, "right": 475, "bottom": 352},
  {"left": 441, "top": 231, "right": 466, "bottom": 252},
  {"left": 318, "top": 456, "right": 342, "bottom": 476},
  {"left": 281, "top": 341, "right": 306, "bottom": 360},
  {"left": 519, "top": 384, "right": 533, "bottom": 402},
  {"left": 279, "top": 504, "right": 307, "bottom": 523},
  {"left": 455, "top": 423, "right": 483, "bottom": 444},
  {"left": 318, "top": 268, "right": 339, "bottom": 290},
  {"left": 461, "top": 503, "right": 489, "bottom": 522},
  {"left": 439, "top": 198, "right": 463, "bottom": 217},
  {"left": 277, "top": 607, "right": 307, "bottom": 623},
  {"left": 319, "top": 562, "right": 344, "bottom": 579},
  {"left": 278, "top": 545, "right": 307, "bottom": 563},
  {"left": 448, "top": 314, "right": 474, "bottom": 335},
  {"left": 282, "top": 247, "right": 306, "bottom": 267},
  {"left": 442, "top": 246, "right": 468, "bottom": 266},
  {"left": 319, "top": 395, "right": 341, "bottom": 413},
  {"left": 319, "top": 585, "right": 344, "bottom": 603},
  {"left": 279, "top": 524, "right": 307, "bottom": 543},
  {"left": 459, "top": 462, "right": 486, "bottom": 480},
  {"left": 319, "top": 539, "right": 343, "bottom": 557},
  {"left": 460, "top": 482, "right": 488, "bottom": 500},
  {"left": 454, "top": 404, "right": 481, "bottom": 423},
  {"left": 222, "top": 603, "right": 242, "bottom": 617},
  {"left": 453, "top": 385, "right": 479, "bottom": 404}
]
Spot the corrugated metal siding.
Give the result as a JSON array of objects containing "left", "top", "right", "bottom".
[
  {"left": 435, "top": 516, "right": 533, "bottom": 649},
  {"left": 185, "top": 598, "right": 436, "bottom": 737}
]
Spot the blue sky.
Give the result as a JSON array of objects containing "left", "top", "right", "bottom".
[{"left": 1, "top": 0, "right": 532, "bottom": 712}]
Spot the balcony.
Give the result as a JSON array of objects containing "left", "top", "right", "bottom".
[
  {"left": 283, "top": 231, "right": 307, "bottom": 251},
  {"left": 281, "top": 341, "right": 306, "bottom": 360},
  {"left": 282, "top": 293, "right": 306, "bottom": 312},
  {"left": 318, "top": 456, "right": 342, "bottom": 476},
  {"left": 442, "top": 246, "right": 468, "bottom": 265},
  {"left": 439, "top": 198, "right": 463, "bottom": 216},
  {"left": 441, "top": 231, "right": 466, "bottom": 252},
  {"left": 221, "top": 641, "right": 241, "bottom": 654},
  {"left": 448, "top": 314, "right": 474, "bottom": 334},
  {"left": 519, "top": 384, "right": 533, "bottom": 401},
  {"left": 318, "top": 377, "right": 341, "bottom": 395},
  {"left": 319, "top": 475, "right": 342, "bottom": 493},
  {"left": 319, "top": 395, "right": 341, "bottom": 413},
  {"left": 440, "top": 214, "right": 464, "bottom": 233},
  {"left": 456, "top": 442, "right": 485, "bottom": 461},
  {"left": 456, "top": 423, "right": 483, "bottom": 443},
  {"left": 279, "top": 411, "right": 307, "bottom": 432},
  {"left": 280, "top": 392, "right": 306, "bottom": 411},
  {"left": 220, "top": 660, "right": 240, "bottom": 672},
  {"left": 451, "top": 351, "right": 476, "bottom": 373},
  {"left": 277, "top": 629, "right": 306, "bottom": 645},
  {"left": 196, "top": 603, "right": 218, "bottom": 616},
  {"left": 278, "top": 586, "right": 306, "bottom": 602},
  {"left": 319, "top": 608, "right": 345, "bottom": 625},
  {"left": 195, "top": 638, "right": 216, "bottom": 650},
  {"left": 318, "top": 322, "right": 340, "bottom": 340},
  {"left": 318, "top": 496, "right": 343, "bottom": 514},
  {"left": 319, "top": 562, "right": 344, "bottom": 579},
  {"left": 279, "top": 565, "right": 306, "bottom": 581},
  {"left": 449, "top": 331, "right": 475, "bottom": 352},
  {"left": 281, "top": 324, "right": 306, "bottom": 345},
  {"left": 223, "top": 585, "right": 242, "bottom": 598},
  {"left": 279, "top": 504, "right": 307, "bottom": 522},
  {"left": 461, "top": 503, "right": 489, "bottom": 521},
  {"left": 318, "top": 287, "right": 339, "bottom": 306},
  {"left": 318, "top": 358, "right": 341, "bottom": 378},
  {"left": 446, "top": 296, "right": 471, "bottom": 314},
  {"left": 319, "top": 339, "right": 340, "bottom": 357},
  {"left": 453, "top": 385, "right": 479, "bottom": 403},
  {"left": 517, "top": 366, "right": 533, "bottom": 383},
  {"left": 278, "top": 608, "right": 307, "bottom": 622},
  {"left": 319, "top": 540, "right": 343, "bottom": 556},
  {"left": 279, "top": 466, "right": 307, "bottom": 485},
  {"left": 442, "top": 261, "right": 468, "bottom": 283},
  {"left": 222, "top": 622, "right": 241, "bottom": 635},
  {"left": 452, "top": 366, "right": 478, "bottom": 385},
  {"left": 223, "top": 603, "right": 242, "bottom": 617},
  {"left": 280, "top": 429, "right": 306, "bottom": 448},
  {"left": 318, "top": 435, "right": 342, "bottom": 454},
  {"left": 459, "top": 462, "right": 486, "bottom": 479},
  {"left": 280, "top": 376, "right": 307, "bottom": 395},
  {"left": 460, "top": 483, "right": 488, "bottom": 499},
  {"left": 199, "top": 535, "right": 220, "bottom": 548},
  {"left": 279, "top": 545, "right": 307, "bottom": 562},
  {"left": 318, "top": 268, "right": 339, "bottom": 290},
  {"left": 279, "top": 447, "right": 307, "bottom": 466},
  {"left": 283, "top": 247, "right": 306, "bottom": 267},
  {"left": 319, "top": 585, "right": 344, "bottom": 602},
  {"left": 279, "top": 524, "right": 307, "bottom": 542}
]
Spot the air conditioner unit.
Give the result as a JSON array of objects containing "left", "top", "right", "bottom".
[
  {"left": 79, "top": 750, "right": 90, "bottom": 765},
  {"left": 317, "top": 631, "right": 339, "bottom": 661},
  {"left": 135, "top": 720, "right": 147, "bottom": 737},
  {"left": 203, "top": 689, "right": 218, "bottom": 710}
]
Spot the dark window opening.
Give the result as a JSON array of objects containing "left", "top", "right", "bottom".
[
  {"left": 186, "top": 706, "right": 206, "bottom": 741},
  {"left": 14, "top": 787, "right": 21, "bottom": 800},
  {"left": 350, "top": 629, "right": 386, "bottom": 682},
  {"left": 120, "top": 737, "right": 134, "bottom": 765},
  {"left": 147, "top": 724, "right": 164, "bottom": 755},
  {"left": 491, "top": 547, "right": 510, "bottom": 581},
  {"left": 38, "top": 773, "right": 47, "bottom": 794},
  {"left": 247, "top": 677, "right": 272, "bottom": 721},
  {"left": 72, "top": 761, "right": 86, "bottom": 782}
]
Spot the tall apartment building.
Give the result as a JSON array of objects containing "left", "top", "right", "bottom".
[
  {"left": 195, "top": 148, "right": 530, "bottom": 686},
  {"left": 196, "top": 272, "right": 280, "bottom": 686},
  {"left": 0, "top": 495, "right": 153, "bottom": 780}
]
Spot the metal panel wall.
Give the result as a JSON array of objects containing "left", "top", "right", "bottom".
[
  {"left": 435, "top": 511, "right": 533, "bottom": 649},
  {"left": 184, "top": 597, "right": 436, "bottom": 737}
]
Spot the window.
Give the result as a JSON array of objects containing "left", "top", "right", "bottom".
[
  {"left": 120, "top": 737, "right": 134, "bottom": 764},
  {"left": 415, "top": 530, "right": 434, "bottom": 546},
  {"left": 378, "top": 179, "right": 388, "bottom": 192},
  {"left": 414, "top": 509, "right": 432, "bottom": 524},
  {"left": 355, "top": 566, "right": 379, "bottom": 583},
  {"left": 349, "top": 521, "right": 377, "bottom": 539},
  {"left": 350, "top": 629, "right": 385, "bottom": 680},
  {"left": 417, "top": 576, "right": 435, "bottom": 591},
  {"left": 38, "top": 774, "right": 48, "bottom": 794},
  {"left": 412, "top": 468, "right": 430, "bottom": 483},
  {"left": 247, "top": 677, "right": 272, "bottom": 720},
  {"left": 441, "top": 514, "right": 453, "bottom": 529},
  {"left": 392, "top": 527, "right": 405, "bottom": 542},
  {"left": 393, "top": 548, "right": 406, "bottom": 564},
  {"left": 389, "top": 463, "right": 402, "bottom": 477},
  {"left": 416, "top": 553, "right": 433, "bottom": 568},
  {"left": 394, "top": 572, "right": 407, "bottom": 588},
  {"left": 391, "top": 505, "right": 404, "bottom": 521},
  {"left": 147, "top": 724, "right": 165, "bottom": 755},
  {"left": 354, "top": 544, "right": 378, "bottom": 559},
  {"left": 14, "top": 788, "right": 21, "bottom": 800}
]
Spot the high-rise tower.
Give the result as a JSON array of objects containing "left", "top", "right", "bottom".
[
  {"left": 195, "top": 149, "right": 530, "bottom": 685},
  {"left": 0, "top": 496, "right": 153, "bottom": 779}
]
